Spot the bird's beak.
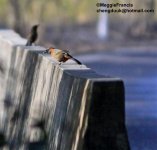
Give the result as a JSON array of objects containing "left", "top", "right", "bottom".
[{"left": 43, "top": 49, "right": 49, "bottom": 54}]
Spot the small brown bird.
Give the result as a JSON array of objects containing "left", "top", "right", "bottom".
[
  {"left": 26, "top": 24, "right": 39, "bottom": 46},
  {"left": 43, "top": 47, "right": 82, "bottom": 65}
]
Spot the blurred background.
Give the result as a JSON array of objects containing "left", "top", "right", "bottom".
[
  {"left": 0, "top": 0, "right": 157, "bottom": 51},
  {"left": 0, "top": 0, "right": 157, "bottom": 149}
]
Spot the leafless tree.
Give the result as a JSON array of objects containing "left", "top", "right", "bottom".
[
  {"left": 8, "top": 0, "right": 25, "bottom": 35},
  {"left": 8, "top": 0, "right": 43, "bottom": 35}
]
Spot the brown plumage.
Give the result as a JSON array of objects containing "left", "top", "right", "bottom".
[
  {"left": 43, "top": 47, "right": 82, "bottom": 64},
  {"left": 26, "top": 24, "right": 39, "bottom": 46}
]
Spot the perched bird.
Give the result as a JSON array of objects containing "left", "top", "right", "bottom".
[
  {"left": 43, "top": 47, "right": 82, "bottom": 65},
  {"left": 26, "top": 24, "right": 39, "bottom": 46}
]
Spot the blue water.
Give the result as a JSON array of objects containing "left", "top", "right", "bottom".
[{"left": 76, "top": 50, "right": 157, "bottom": 150}]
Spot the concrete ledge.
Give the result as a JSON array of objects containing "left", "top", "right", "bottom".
[{"left": 0, "top": 30, "right": 130, "bottom": 150}]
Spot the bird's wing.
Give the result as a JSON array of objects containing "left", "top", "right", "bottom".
[{"left": 53, "top": 50, "right": 64, "bottom": 61}]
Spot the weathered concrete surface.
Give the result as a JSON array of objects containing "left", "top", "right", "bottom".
[{"left": 0, "top": 30, "right": 130, "bottom": 150}]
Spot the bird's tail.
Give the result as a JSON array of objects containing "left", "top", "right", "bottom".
[
  {"left": 71, "top": 57, "right": 82, "bottom": 65},
  {"left": 66, "top": 53, "right": 82, "bottom": 65}
]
